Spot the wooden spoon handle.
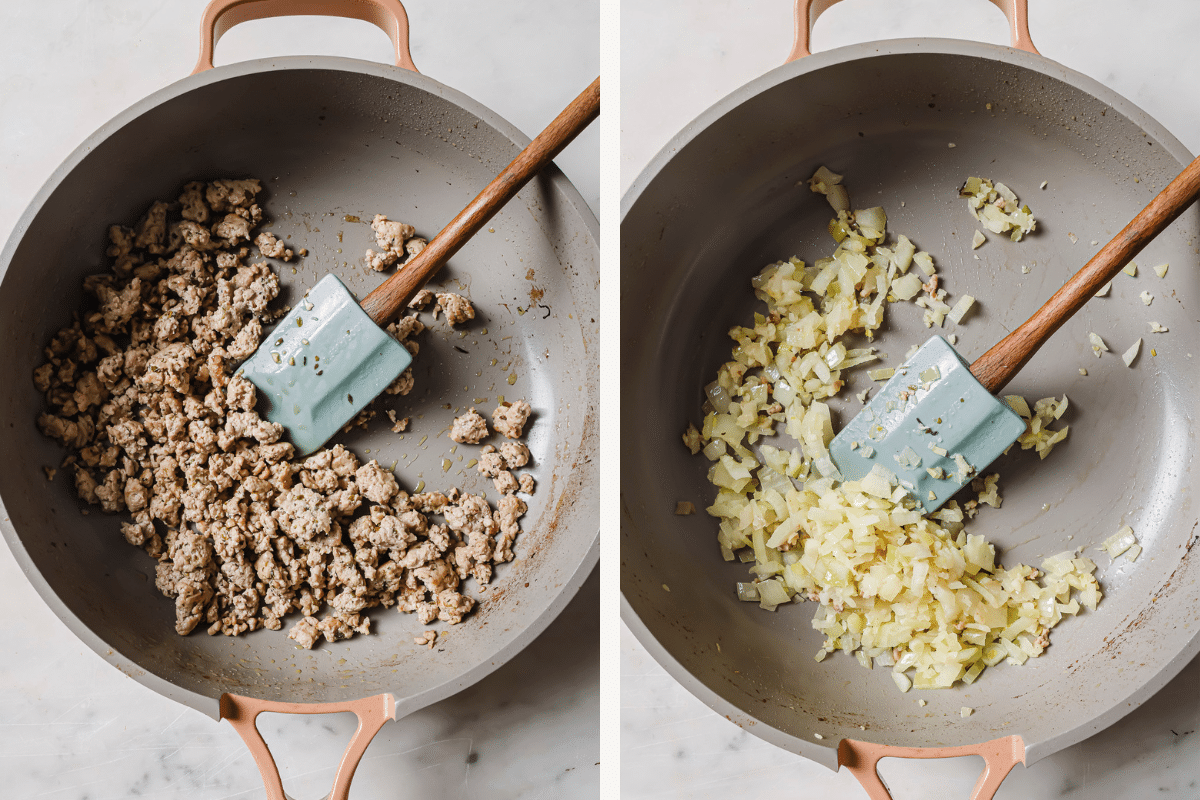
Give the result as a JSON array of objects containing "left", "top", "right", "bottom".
[
  {"left": 359, "top": 77, "right": 600, "bottom": 327},
  {"left": 970, "top": 153, "right": 1200, "bottom": 395}
]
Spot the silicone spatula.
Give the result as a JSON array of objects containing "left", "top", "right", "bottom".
[
  {"left": 238, "top": 78, "right": 599, "bottom": 456},
  {"left": 829, "top": 152, "right": 1200, "bottom": 512}
]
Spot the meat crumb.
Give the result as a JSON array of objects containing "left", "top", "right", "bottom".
[
  {"left": 365, "top": 213, "right": 416, "bottom": 271},
  {"left": 433, "top": 293, "right": 475, "bottom": 326},
  {"left": 492, "top": 400, "right": 532, "bottom": 439},
  {"left": 32, "top": 179, "right": 536, "bottom": 649},
  {"left": 450, "top": 408, "right": 489, "bottom": 444},
  {"left": 254, "top": 232, "right": 293, "bottom": 261},
  {"left": 408, "top": 289, "right": 435, "bottom": 310},
  {"left": 386, "top": 410, "right": 410, "bottom": 433}
]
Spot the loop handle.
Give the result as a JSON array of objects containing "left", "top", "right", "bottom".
[
  {"left": 220, "top": 692, "right": 397, "bottom": 800},
  {"left": 838, "top": 735, "right": 1025, "bottom": 800},
  {"left": 193, "top": 0, "right": 418, "bottom": 74},
  {"left": 786, "top": 0, "right": 1039, "bottom": 62}
]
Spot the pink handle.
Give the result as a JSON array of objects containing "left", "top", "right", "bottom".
[
  {"left": 838, "top": 735, "right": 1025, "bottom": 800},
  {"left": 192, "top": 0, "right": 419, "bottom": 74},
  {"left": 220, "top": 692, "right": 397, "bottom": 800},
  {"left": 786, "top": 0, "right": 1039, "bottom": 62}
]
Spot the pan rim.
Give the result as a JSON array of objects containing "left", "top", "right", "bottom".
[
  {"left": 1, "top": 53, "right": 599, "bottom": 719},
  {"left": 620, "top": 35, "right": 1199, "bottom": 770}
]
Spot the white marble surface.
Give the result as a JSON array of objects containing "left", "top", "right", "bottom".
[
  {"left": 621, "top": 1, "right": 1200, "bottom": 798},
  {"left": 0, "top": 1, "right": 597, "bottom": 798}
]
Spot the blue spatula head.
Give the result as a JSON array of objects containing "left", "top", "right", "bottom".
[
  {"left": 239, "top": 274, "right": 413, "bottom": 457},
  {"left": 829, "top": 336, "right": 1026, "bottom": 513}
]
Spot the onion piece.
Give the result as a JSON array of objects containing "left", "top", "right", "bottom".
[
  {"left": 1122, "top": 339, "right": 1142, "bottom": 367},
  {"left": 1154, "top": 263, "right": 1169, "bottom": 278},
  {"left": 948, "top": 295, "right": 975, "bottom": 324}
]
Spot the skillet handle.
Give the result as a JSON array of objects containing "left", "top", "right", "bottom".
[
  {"left": 838, "top": 735, "right": 1025, "bottom": 800},
  {"left": 219, "top": 692, "right": 396, "bottom": 800},
  {"left": 192, "top": 0, "right": 419, "bottom": 74},
  {"left": 786, "top": 0, "right": 1039, "bottom": 62}
]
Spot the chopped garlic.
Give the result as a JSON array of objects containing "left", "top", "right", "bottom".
[
  {"left": 1154, "top": 263, "right": 1169, "bottom": 278},
  {"left": 971, "top": 230, "right": 986, "bottom": 249},
  {"left": 1140, "top": 291, "right": 1153, "bottom": 306},
  {"left": 1079, "top": 368, "right": 1087, "bottom": 376},
  {"left": 1021, "top": 265, "right": 1031, "bottom": 274},
  {"left": 1126, "top": 544, "right": 1142, "bottom": 562},
  {"left": 869, "top": 368, "right": 895, "bottom": 382},
  {"left": 1122, "top": 339, "right": 1142, "bottom": 367},
  {"left": 946, "top": 334, "right": 958, "bottom": 345},
  {"left": 960, "top": 177, "right": 1037, "bottom": 240},
  {"left": 1150, "top": 322, "right": 1168, "bottom": 333},
  {"left": 1123, "top": 261, "right": 1138, "bottom": 277},
  {"left": 918, "top": 699, "right": 927, "bottom": 707},
  {"left": 1094, "top": 281, "right": 1112, "bottom": 297},
  {"left": 1089, "top": 332, "right": 1109, "bottom": 357},
  {"left": 1068, "top": 232, "right": 1078, "bottom": 244},
  {"left": 961, "top": 707, "right": 974, "bottom": 718},
  {"left": 1040, "top": 181, "right": 1048, "bottom": 189},
  {"left": 814, "top": 733, "right": 825, "bottom": 740}
]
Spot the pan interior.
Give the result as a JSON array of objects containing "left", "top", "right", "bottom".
[
  {"left": 0, "top": 61, "right": 598, "bottom": 713},
  {"left": 622, "top": 46, "right": 1200, "bottom": 760}
]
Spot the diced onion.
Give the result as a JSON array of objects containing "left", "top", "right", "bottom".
[
  {"left": 948, "top": 295, "right": 975, "bottom": 324},
  {"left": 679, "top": 171, "right": 1099, "bottom": 696},
  {"left": 1122, "top": 339, "right": 1141, "bottom": 367}
]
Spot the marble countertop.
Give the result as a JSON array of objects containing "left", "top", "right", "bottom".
[
  {"left": 621, "top": 1, "right": 1200, "bottom": 798},
  {"left": 0, "top": 1, "right": 597, "bottom": 798}
]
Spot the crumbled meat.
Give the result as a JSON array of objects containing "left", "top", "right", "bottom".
[
  {"left": 493, "top": 470, "right": 519, "bottom": 495},
  {"left": 475, "top": 446, "right": 505, "bottom": 478},
  {"left": 355, "top": 460, "right": 399, "bottom": 504},
  {"left": 499, "top": 442, "right": 530, "bottom": 469},
  {"left": 288, "top": 616, "right": 320, "bottom": 649},
  {"left": 365, "top": 214, "right": 416, "bottom": 271},
  {"left": 518, "top": 473, "right": 535, "bottom": 494},
  {"left": 255, "top": 232, "right": 293, "bottom": 261},
  {"left": 434, "top": 292, "right": 475, "bottom": 326},
  {"left": 492, "top": 400, "right": 532, "bottom": 439},
  {"left": 406, "top": 237, "right": 427, "bottom": 259},
  {"left": 33, "top": 181, "right": 536, "bottom": 649},
  {"left": 449, "top": 408, "right": 489, "bottom": 444},
  {"left": 494, "top": 495, "right": 527, "bottom": 563},
  {"left": 408, "top": 289, "right": 435, "bottom": 310}
]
